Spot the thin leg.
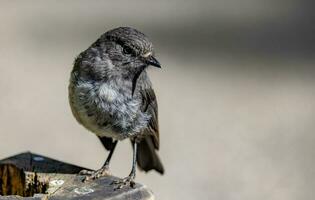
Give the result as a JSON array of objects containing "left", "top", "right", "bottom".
[
  {"left": 103, "top": 140, "right": 118, "bottom": 167},
  {"left": 129, "top": 141, "right": 137, "bottom": 179},
  {"left": 82, "top": 140, "right": 118, "bottom": 182},
  {"left": 112, "top": 142, "right": 138, "bottom": 190}
]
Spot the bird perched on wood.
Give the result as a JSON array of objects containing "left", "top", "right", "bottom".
[{"left": 68, "top": 27, "right": 164, "bottom": 189}]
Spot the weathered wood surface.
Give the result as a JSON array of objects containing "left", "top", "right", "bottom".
[{"left": 0, "top": 152, "right": 154, "bottom": 200}]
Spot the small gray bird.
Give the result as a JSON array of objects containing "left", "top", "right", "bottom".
[{"left": 68, "top": 27, "right": 164, "bottom": 189}]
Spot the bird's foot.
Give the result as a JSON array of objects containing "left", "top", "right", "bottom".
[
  {"left": 111, "top": 175, "right": 135, "bottom": 190},
  {"left": 79, "top": 169, "right": 95, "bottom": 176},
  {"left": 81, "top": 166, "right": 111, "bottom": 182}
]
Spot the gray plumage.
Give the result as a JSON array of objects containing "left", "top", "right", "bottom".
[{"left": 68, "top": 27, "right": 164, "bottom": 180}]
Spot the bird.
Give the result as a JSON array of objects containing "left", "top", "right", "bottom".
[{"left": 68, "top": 27, "right": 164, "bottom": 189}]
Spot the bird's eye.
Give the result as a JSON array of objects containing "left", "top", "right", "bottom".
[{"left": 123, "top": 46, "right": 133, "bottom": 55}]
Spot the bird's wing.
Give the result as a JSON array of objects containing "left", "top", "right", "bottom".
[{"left": 139, "top": 87, "right": 160, "bottom": 150}]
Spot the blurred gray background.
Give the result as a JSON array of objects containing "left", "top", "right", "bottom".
[{"left": 1, "top": 0, "right": 315, "bottom": 199}]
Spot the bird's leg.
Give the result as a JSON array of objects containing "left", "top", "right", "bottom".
[
  {"left": 112, "top": 142, "right": 137, "bottom": 190},
  {"left": 82, "top": 140, "right": 118, "bottom": 182},
  {"left": 102, "top": 140, "right": 118, "bottom": 170}
]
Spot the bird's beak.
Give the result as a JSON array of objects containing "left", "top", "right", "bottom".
[
  {"left": 142, "top": 52, "right": 161, "bottom": 68},
  {"left": 146, "top": 55, "right": 161, "bottom": 68}
]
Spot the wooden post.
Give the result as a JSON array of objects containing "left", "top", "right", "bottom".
[{"left": 0, "top": 152, "right": 154, "bottom": 200}]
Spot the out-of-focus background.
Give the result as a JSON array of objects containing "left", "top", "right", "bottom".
[{"left": 1, "top": 0, "right": 315, "bottom": 199}]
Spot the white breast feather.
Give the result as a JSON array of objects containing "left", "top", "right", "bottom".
[{"left": 99, "top": 83, "right": 118, "bottom": 102}]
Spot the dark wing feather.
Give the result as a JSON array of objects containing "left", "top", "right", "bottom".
[
  {"left": 140, "top": 87, "right": 160, "bottom": 149},
  {"left": 137, "top": 86, "right": 164, "bottom": 174}
]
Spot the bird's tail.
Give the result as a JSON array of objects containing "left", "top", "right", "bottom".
[{"left": 135, "top": 136, "right": 164, "bottom": 174}]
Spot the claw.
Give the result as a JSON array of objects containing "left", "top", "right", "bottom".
[
  {"left": 112, "top": 176, "right": 135, "bottom": 190},
  {"left": 130, "top": 181, "right": 135, "bottom": 188},
  {"left": 81, "top": 166, "right": 111, "bottom": 182},
  {"left": 79, "top": 169, "right": 95, "bottom": 175}
]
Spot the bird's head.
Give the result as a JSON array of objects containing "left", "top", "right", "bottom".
[
  {"left": 93, "top": 27, "right": 161, "bottom": 94},
  {"left": 101, "top": 27, "right": 161, "bottom": 74}
]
